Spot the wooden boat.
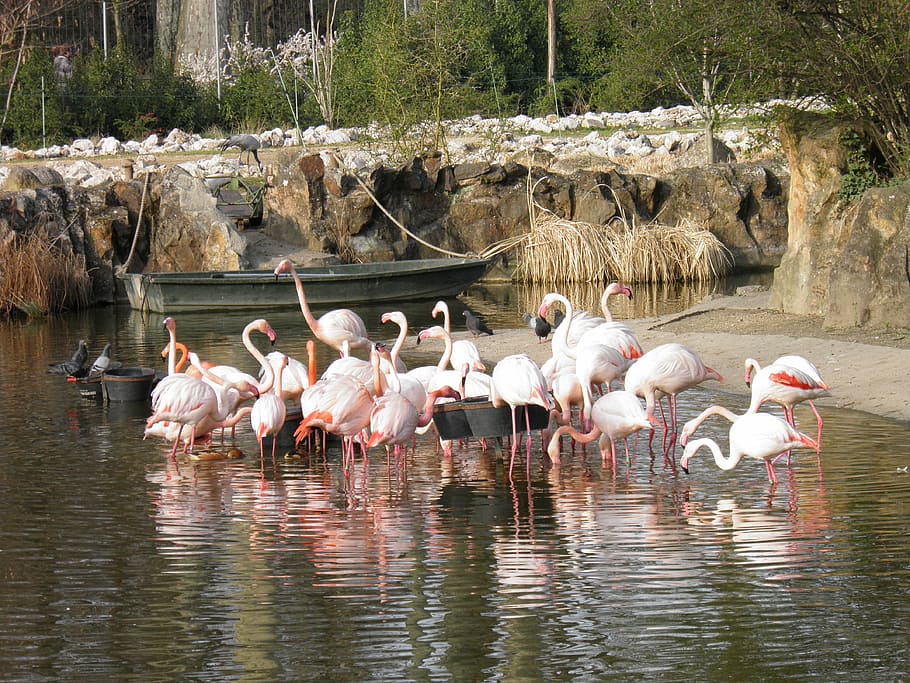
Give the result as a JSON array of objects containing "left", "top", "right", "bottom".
[{"left": 118, "top": 256, "right": 493, "bottom": 313}]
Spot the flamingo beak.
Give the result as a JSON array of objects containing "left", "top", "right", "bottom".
[
  {"left": 680, "top": 463, "right": 689, "bottom": 474},
  {"left": 623, "top": 286, "right": 633, "bottom": 299}
]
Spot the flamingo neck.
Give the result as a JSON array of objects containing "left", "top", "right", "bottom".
[
  {"left": 433, "top": 301, "right": 451, "bottom": 334},
  {"left": 167, "top": 326, "right": 177, "bottom": 375},
  {"left": 546, "top": 423, "right": 601, "bottom": 460},
  {"left": 244, "top": 323, "right": 274, "bottom": 393},
  {"left": 306, "top": 340, "right": 318, "bottom": 386},
  {"left": 436, "top": 329, "right": 453, "bottom": 372},
  {"left": 744, "top": 357, "right": 761, "bottom": 385},
  {"left": 550, "top": 294, "right": 574, "bottom": 357},
  {"left": 686, "top": 438, "right": 744, "bottom": 472},
  {"left": 599, "top": 288, "right": 615, "bottom": 323},
  {"left": 693, "top": 404, "right": 741, "bottom": 431},
  {"left": 390, "top": 318, "right": 407, "bottom": 367},
  {"left": 287, "top": 264, "right": 320, "bottom": 335}
]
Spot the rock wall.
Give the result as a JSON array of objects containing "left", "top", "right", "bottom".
[
  {"left": 771, "top": 112, "right": 910, "bottom": 328},
  {"left": 265, "top": 152, "right": 789, "bottom": 270}
]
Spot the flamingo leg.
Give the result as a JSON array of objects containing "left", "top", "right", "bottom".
[
  {"left": 765, "top": 458, "right": 779, "bottom": 484},
  {"left": 508, "top": 407, "right": 519, "bottom": 478}
]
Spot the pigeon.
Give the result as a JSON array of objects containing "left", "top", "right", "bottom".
[
  {"left": 463, "top": 310, "right": 493, "bottom": 337},
  {"left": 88, "top": 343, "right": 114, "bottom": 376},
  {"left": 47, "top": 339, "right": 88, "bottom": 375},
  {"left": 553, "top": 309, "right": 566, "bottom": 328},
  {"left": 522, "top": 312, "right": 551, "bottom": 343}
]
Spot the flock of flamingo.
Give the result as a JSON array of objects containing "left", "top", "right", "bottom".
[{"left": 143, "top": 258, "right": 831, "bottom": 485}]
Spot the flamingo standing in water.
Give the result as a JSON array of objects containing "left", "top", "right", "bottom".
[
  {"left": 489, "top": 353, "right": 553, "bottom": 477},
  {"left": 146, "top": 353, "right": 256, "bottom": 459},
  {"left": 295, "top": 354, "right": 378, "bottom": 470},
  {"left": 681, "top": 411, "right": 819, "bottom": 484},
  {"left": 623, "top": 342, "right": 723, "bottom": 450},
  {"left": 251, "top": 353, "right": 287, "bottom": 471},
  {"left": 367, "top": 343, "right": 461, "bottom": 459},
  {"left": 546, "top": 390, "right": 658, "bottom": 467},
  {"left": 274, "top": 258, "right": 371, "bottom": 355},
  {"left": 745, "top": 355, "right": 829, "bottom": 455}
]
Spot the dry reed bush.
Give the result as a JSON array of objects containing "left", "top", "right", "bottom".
[
  {"left": 515, "top": 185, "right": 732, "bottom": 284},
  {"left": 0, "top": 230, "right": 92, "bottom": 318}
]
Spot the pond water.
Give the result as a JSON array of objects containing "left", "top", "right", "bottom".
[{"left": 2, "top": 277, "right": 909, "bottom": 681}]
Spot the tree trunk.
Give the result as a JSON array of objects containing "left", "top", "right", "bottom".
[
  {"left": 156, "top": 0, "right": 180, "bottom": 64},
  {"left": 175, "top": 0, "right": 229, "bottom": 60}
]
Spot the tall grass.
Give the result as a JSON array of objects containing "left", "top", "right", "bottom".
[
  {"left": 0, "top": 230, "right": 92, "bottom": 318},
  {"left": 515, "top": 185, "right": 732, "bottom": 283}
]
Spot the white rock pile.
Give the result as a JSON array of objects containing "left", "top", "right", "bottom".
[{"left": 0, "top": 100, "right": 808, "bottom": 189}]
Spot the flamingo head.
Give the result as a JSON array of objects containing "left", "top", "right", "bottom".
[
  {"left": 162, "top": 317, "right": 176, "bottom": 333},
  {"left": 253, "top": 319, "right": 277, "bottom": 345},
  {"left": 380, "top": 312, "right": 393, "bottom": 324},
  {"left": 606, "top": 282, "right": 633, "bottom": 299},
  {"left": 273, "top": 259, "right": 292, "bottom": 278},
  {"left": 431, "top": 300, "right": 447, "bottom": 319}
]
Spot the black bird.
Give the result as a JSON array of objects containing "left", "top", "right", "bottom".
[
  {"left": 221, "top": 134, "right": 263, "bottom": 171},
  {"left": 463, "top": 310, "right": 493, "bottom": 337},
  {"left": 552, "top": 309, "right": 566, "bottom": 329},
  {"left": 47, "top": 339, "right": 88, "bottom": 375},
  {"left": 522, "top": 312, "right": 551, "bottom": 343}
]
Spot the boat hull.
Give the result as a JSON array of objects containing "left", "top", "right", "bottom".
[{"left": 118, "top": 257, "right": 492, "bottom": 313}]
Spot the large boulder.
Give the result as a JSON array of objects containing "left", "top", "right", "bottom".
[
  {"left": 147, "top": 167, "right": 246, "bottom": 271},
  {"left": 770, "top": 111, "right": 909, "bottom": 327},
  {"left": 824, "top": 183, "right": 910, "bottom": 327},
  {"left": 770, "top": 112, "right": 850, "bottom": 316},
  {"left": 656, "top": 164, "right": 789, "bottom": 268}
]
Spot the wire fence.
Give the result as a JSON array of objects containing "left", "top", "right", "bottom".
[{"left": 25, "top": 0, "right": 348, "bottom": 63}]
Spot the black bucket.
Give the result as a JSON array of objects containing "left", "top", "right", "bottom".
[
  {"left": 103, "top": 367, "right": 155, "bottom": 402},
  {"left": 433, "top": 397, "right": 550, "bottom": 440}
]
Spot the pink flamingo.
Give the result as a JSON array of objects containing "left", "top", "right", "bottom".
[
  {"left": 546, "top": 390, "right": 658, "bottom": 467},
  {"left": 251, "top": 352, "right": 288, "bottom": 470},
  {"left": 294, "top": 353, "right": 378, "bottom": 470},
  {"left": 623, "top": 342, "right": 723, "bottom": 450},
  {"left": 368, "top": 343, "right": 461, "bottom": 458},
  {"left": 262, "top": 340, "right": 316, "bottom": 404},
  {"left": 431, "top": 300, "right": 485, "bottom": 371},
  {"left": 745, "top": 355, "right": 829, "bottom": 453},
  {"left": 379, "top": 311, "right": 411, "bottom": 373},
  {"left": 574, "top": 341, "right": 627, "bottom": 426},
  {"left": 274, "top": 258, "right": 371, "bottom": 354},
  {"left": 146, "top": 353, "right": 257, "bottom": 460},
  {"left": 489, "top": 353, "right": 553, "bottom": 477},
  {"left": 680, "top": 411, "right": 819, "bottom": 484}
]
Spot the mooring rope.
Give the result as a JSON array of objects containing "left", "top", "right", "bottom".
[
  {"left": 117, "top": 171, "right": 151, "bottom": 275},
  {"left": 352, "top": 172, "right": 526, "bottom": 261}
]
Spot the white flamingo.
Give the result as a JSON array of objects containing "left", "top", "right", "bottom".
[
  {"left": 274, "top": 258, "right": 371, "bottom": 355},
  {"left": 489, "top": 353, "right": 553, "bottom": 477},
  {"left": 546, "top": 390, "right": 657, "bottom": 467},
  {"left": 681, "top": 411, "right": 819, "bottom": 484}
]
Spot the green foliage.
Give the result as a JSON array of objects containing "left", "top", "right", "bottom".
[
  {"left": 334, "top": 0, "right": 503, "bottom": 157},
  {"left": 837, "top": 131, "right": 887, "bottom": 206},
  {"left": 220, "top": 62, "right": 289, "bottom": 130},
  {"left": 0, "top": 49, "right": 69, "bottom": 148}
]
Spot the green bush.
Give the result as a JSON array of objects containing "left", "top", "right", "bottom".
[
  {"left": 0, "top": 49, "right": 69, "bottom": 148},
  {"left": 837, "top": 131, "right": 890, "bottom": 206},
  {"left": 220, "top": 62, "right": 292, "bottom": 131}
]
